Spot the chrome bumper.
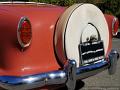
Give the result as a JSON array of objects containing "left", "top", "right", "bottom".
[{"left": 0, "top": 50, "right": 119, "bottom": 90}]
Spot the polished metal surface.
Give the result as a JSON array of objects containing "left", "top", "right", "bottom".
[
  {"left": 66, "top": 60, "right": 77, "bottom": 90},
  {"left": 0, "top": 50, "right": 118, "bottom": 90},
  {"left": 0, "top": 1, "right": 51, "bottom": 6},
  {"left": 108, "top": 49, "right": 119, "bottom": 75}
]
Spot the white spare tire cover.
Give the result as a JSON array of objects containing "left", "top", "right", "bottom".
[{"left": 54, "top": 4, "right": 109, "bottom": 67}]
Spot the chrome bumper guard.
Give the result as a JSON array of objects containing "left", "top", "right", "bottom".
[{"left": 0, "top": 50, "right": 119, "bottom": 90}]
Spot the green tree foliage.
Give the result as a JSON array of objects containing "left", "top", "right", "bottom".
[
  {"left": 97, "top": 0, "right": 120, "bottom": 15},
  {"left": 29, "top": 0, "right": 76, "bottom": 6},
  {"left": 96, "top": 0, "right": 120, "bottom": 24},
  {"left": 76, "top": 0, "right": 100, "bottom": 4}
]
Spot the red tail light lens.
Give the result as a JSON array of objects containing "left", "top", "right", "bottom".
[
  {"left": 17, "top": 17, "right": 32, "bottom": 48},
  {"left": 112, "top": 17, "right": 119, "bottom": 36}
]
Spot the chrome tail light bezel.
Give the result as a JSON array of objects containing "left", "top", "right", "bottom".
[{"left": 17, "top": 17, "right": 32, "bottom": 48}]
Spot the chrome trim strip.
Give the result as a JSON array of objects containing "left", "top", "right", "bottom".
[
  {"left": 0, "top": 1, "right": 54, "bottom": 6},
  {"left": 0, "top": 50, "right": 118, "bottom": 90},
  {"left": 0, "top": 1, "right": 45, "bottom": 4}
]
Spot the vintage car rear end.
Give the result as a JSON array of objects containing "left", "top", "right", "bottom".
[{"left": 0, "top": 2, "right": 119, "bottom": 90}]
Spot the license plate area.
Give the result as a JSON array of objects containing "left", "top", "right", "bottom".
[{"left": 79, "top": 41, "right": 105, "bottom": 65}]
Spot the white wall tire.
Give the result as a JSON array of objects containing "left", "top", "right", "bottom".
[{"left": 54, "top": 4, "right": 110, "bottom": 67}]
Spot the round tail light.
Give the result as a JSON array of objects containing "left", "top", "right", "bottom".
[
  {"left": 17, "top": 17, "right": 32, "bottom": 48},
  {"left": 112, "top": 17, "right": 119, "bottom": 36}
]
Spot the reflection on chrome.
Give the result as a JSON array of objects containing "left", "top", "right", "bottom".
[
  {"left": 0, "top": 50, "right": 118, "bottom": 90},
  {"left": 23, "top": 77, "right": 39, "bottom": 83},
  {"left": 49, "top": 73, "right": 56, "bottom": 79},
  {"left": 48, "top": 71, "right": 66, "bottom": 79},
  {"left": 59, "top": 72, "right": 66, "bottom": 78}
]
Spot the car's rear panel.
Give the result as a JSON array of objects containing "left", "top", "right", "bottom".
[{"left": 0, "top": 3, "right": 65, "bottom": 76}]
